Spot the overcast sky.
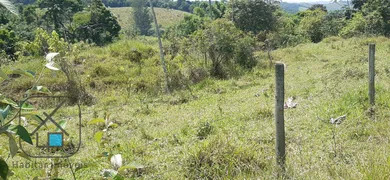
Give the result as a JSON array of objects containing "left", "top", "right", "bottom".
[
  {"left": 282, "top": 0, "right": 329, "bottom": 2},
  {"left": 191, "top": 0, "right": 332, "bottom": 4}
]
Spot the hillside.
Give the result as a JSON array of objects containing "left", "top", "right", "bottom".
[
  {"left": 3, "top": 36, "right": 390, "bottom": 179},
  {"left": 281, "top": 1, "right": 348, "bottom": 14},
  {"left": 109, "top": 7, "right": 189, "bottom": 30}
]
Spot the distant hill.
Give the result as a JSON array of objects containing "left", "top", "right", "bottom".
[
  {"left": 280, "top": 1, "right": 349, "bottom": 14},
  {"left": 109, "top": 7, "right": 189, "bottom": 29}
]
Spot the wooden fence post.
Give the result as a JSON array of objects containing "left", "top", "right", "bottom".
[
  {"left": 275, "top": 63, "right": 285, "bottom": 174},
  {"left": 369, "top": 44, "right": 375, "bottom": 105}
]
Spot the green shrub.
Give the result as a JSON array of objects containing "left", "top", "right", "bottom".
[
  {"left": 190, "top": 19, "right": 257, "bottom": 78},
  {"left": 338, "top": 11, "right": 384, "bottom": 38},
  {"left": 0, "top": 28, "right": 17, "bottom": 60},
  {"left": 297, "top": 9, "right": 327, "bottom": 43},
  {"left": 268, "top": 11, "right": 308, "bottom": 48},
  {"left": 72, "top": 0, "right": 121, "bottom": 45}
]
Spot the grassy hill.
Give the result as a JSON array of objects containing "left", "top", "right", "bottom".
[
  {"left": 281, "top": 1, "right": 347, "bottom": 14},
  {"left": 109, "top": 7, "right": 189, "bottom": 30},
  {"left": 3, "top": 36, "right": 390, "bottom": 179}
]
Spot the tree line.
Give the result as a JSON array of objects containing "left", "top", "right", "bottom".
[
  {"left": 0, "top": 0, "right": 121, "bottom": 61},
  {"left": 1, "top": 0, "right": 390, "bottom": 76}
]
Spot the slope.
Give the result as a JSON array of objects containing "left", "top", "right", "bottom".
[
  {"left": 3, "top": 36, "right": 390, "bottom": 179},
  {"left": 109, "top": 7, "right": 189, "bottom": 30}
]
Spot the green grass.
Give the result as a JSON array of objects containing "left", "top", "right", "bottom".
[
  {"left": 109, "top": 7, "right": 189, "bottom": 30},
  {"left": 3, "top": 36, "right": 390, "bottom": 179}
]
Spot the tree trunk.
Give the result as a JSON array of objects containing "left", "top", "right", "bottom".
[
  {"left": 208, "top": 0, "right": 212, "bottom": 18},
  {"left": 149, "top": 0, "right": 170, "bottom": 94}
]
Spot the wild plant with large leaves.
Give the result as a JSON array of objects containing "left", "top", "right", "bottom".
[{"left": 0, "top": 53, "right": 62, "bottom": 180}]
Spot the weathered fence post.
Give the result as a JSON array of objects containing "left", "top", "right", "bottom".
[
  {"left": 275, "top": 63, "right": 285, "bottom": 174},
  {"left": 369, "top": 44, "right": 375, "bottom": 105}
]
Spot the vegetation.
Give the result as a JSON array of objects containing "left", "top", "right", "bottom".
[
  {"left": 131, "top": 0, "right": 152, "bottom": 36},
  {"left": 73, "top": 0, "right": 121, "bottom": 45},
  {"left": 1, "top": 0, "right": 390, "bottom": 179}
]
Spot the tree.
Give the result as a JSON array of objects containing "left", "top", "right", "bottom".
[
  {"left": 21, "top": 5, "right": 39, "bottom": 25},
  {"left": 361, "top": 0, "right": 390, "bottom": 36},
  {"left": 297, "top": 9, "right": 326, "bottom": 43},
  {"left": 165, "top": 14, "right": 206, "bottom": 39},
  {"left": 132, "top": 0, "right": 152, "bottom": 36},
  {"left": 73, "top": 0, "right": 121, "bottom": 45},
  {"left": 228, "top": 0, "right": 277, "bottom": 34},
  {"left": 321, "top": 11, "right": 346, "bottom": 37},
  {"left": 309, "top": 4, "right": 327, "bottom": 12},
  {"left": 339, "top": 12, "right": 366, "bottom": 37},
  {"left": 38, "top": 0, "right": 83, "bottom": 40},
  {"left": 352, "top": 0, "right": 367, "bottom": 10},
  {"left": 191, "top": 19, "right": 256, "bottom": 78},
  {"left": 0, "top": 28, "right": 17, "bottom": 60}
]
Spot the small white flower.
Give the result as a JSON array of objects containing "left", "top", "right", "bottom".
[
  {"left": 45, "top": 53, "right": 60, "bottom": 71},
  {"left": 110, "top": 154, "right": 122, "bottom": 170},
  {"left": 45, "top": 62, "right": 60, "bottom": 71},
  {"left": 45, "top": 53, "right": 59, "bottom": 62}
]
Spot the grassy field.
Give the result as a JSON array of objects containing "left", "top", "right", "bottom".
[
  {"left": 109, "top": 7, "right": 189, "bottom": 30},
  {"left": 3, "top": 36, "right": 390, "bottom": 179}
]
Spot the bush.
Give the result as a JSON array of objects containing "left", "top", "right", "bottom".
[
  {"left": 269, "top": 11, "right": 309, "bottom": 48},
  {"left": 72, "top": 0, "right": 121, "bottom": 45},
  {"left": 339, "top": 11, "right": 384, "bottom": 38},
  {"left": 227, "top": 0, "right": 277, "bottom": 34},
  {"left": 188, "top": 67, "right": 209, "bottom": 84},
  {"left": 23, "top": 28, "right": 68, "bottom": 56},
  {"left": 190, "top": 19, "right": 256, "bottom": 78},
  {"left": 339, "top": 12, "right": 366, "bottom": 38},
  {"left": 297, "top": 9, "right": 327, "bottom": 43},
  {"left": 321, "top": 11, "right": 347, "bottom": 37},
  {"left": 0, "top": 28, "right": 17, "bottom": 60}
]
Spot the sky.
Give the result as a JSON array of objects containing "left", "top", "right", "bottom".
[
  {"left": 282, "top": 0, "right": 329, "bottom": 2},
  {"left": 190, "top": 0, "right": 333, "bottom": 4}
]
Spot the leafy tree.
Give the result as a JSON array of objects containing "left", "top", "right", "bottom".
[
  {"left": 191, "top": 19, "right": 256, "bottom": 78},
  {"left": 309, "top": 4, "right": 327, "bottom": 12},
  {"left": 0, "top": 28, "right": 17, "bottom": 60},
  {"left": 102, "top": 0, "right": 130, "bottom": 7},
  {"left": 13, "top": 0, "right": 36, "bottom": 5},
  {"left": 132, "top": 0, "right": 152, "bottom": 35},
  {"left": 38, "top": 0, "right": 83, "bottom": 40},
  {"left": 73, "top": 0, "right": 121, "bottom": 45},
  {"left": 0, "top": 8, "right": 9, "bottom": 24},
  {"left": 165, "top": 14, "right": 206, "bottom": 39},
  {"left": 191, "top": 1, "right": 225, "bottom": 20},
  {"left": 297, "top": 9, "right": 326, "bottom": 43},
  {"left": 321, "top": 11, "right": 346, "bottom": 37},
  {"left": 21, "top": 5, "right": 39, "bottom": 25},
  {"left": 23, "top": 28, "right": 68, "bottom": 56},
  {"left": 339, "top": 12, "right": 366, "bottom": 37},
  {"left": 193, "top": 7, "right": 206, "bottom": 17},
  {"left": 268, "top": 10, "right": 308, "bottom": 48},
  {"left": 228, "top": 0, "right": 277, "bottom": 34},
  {"left": 361, "top": 0, "right": 390, "bottom": 36},
  {"left": 352, "top": 0, "right": 367, "bottom": 10}
]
